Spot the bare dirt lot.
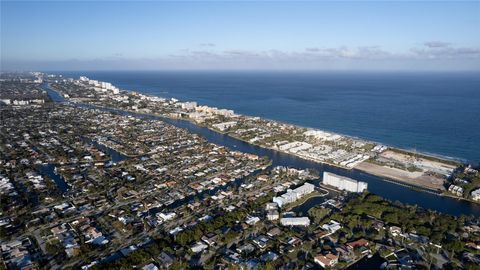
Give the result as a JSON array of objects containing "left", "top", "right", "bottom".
[
  {"left": 380, "top": 150, "right": 456, "bottom": 175},
  {"left": 356, "top": 161, "right": 446, "bottom": 191}
]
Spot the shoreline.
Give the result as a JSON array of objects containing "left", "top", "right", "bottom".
[
  {"left": 70, "top": 101, "right": 455, "bottom": 199},
  {"left": 51, "top": 82, "right": 467, "bottom": 165},
  {"left": 45, "top": 82, "right": 476, "bottom": 204}
]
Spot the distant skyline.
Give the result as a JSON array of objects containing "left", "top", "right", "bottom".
[{"left": 1, "top": 1, "right": 480, "bottom": 71}]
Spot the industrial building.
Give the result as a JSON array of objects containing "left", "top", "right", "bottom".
[{"left": 322, "top": 172, "right": 367, "bottom": 193}]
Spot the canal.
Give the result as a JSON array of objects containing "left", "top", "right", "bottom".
[
  {"left": 82, "top": 137, "right": 128, "bottom": 164},
  {"left": 37, "top": 164, "right": 70, "bottom": 193},
  {"left": 43, "top": 83, "right": 480, "bottom": 217}
]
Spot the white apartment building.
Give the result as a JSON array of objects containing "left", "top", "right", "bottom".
[
  {"left": 266, "top": 210, "right": 279, "bottom": 221},
  {"left": 322, "top": 172, "right": 368, "bottom": 193},
  {"left": 272, "top": 182, "right": 315, "bottom": 207},
  {"left": 280, "top": 217, "right": 310, "bottom": 227},
  {"left": 212, "top": 121, "right": 237, "bottom": 131},
  {"left": 448, "top": 184, "right": 464, "bottom": 196},
  {"left": 180, "top": 101, "right": 197, "bottom": 110}
]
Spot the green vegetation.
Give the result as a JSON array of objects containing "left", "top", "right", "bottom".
[
  {"left": 449, "top": 167, "right": 480, "bottom": 200},
  {"left": 330, "top": 193, "right": 478, "bottom": 252},
  {"left": 90, "top": 237, "right": 174, "bottom": 270},
  {"left": 45, "top": 240, "right": 64, "bottom": 256},
  {"left": 95, "top": 193, "right": 274, "bottom": 269},
  {"left": 176, "top": 193, "right": 272, "bottom": 246},
  {"left": 307, "top": 206, "right": 331, "bottom": 224}
]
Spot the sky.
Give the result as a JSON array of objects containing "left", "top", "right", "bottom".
[{"left": 1, "top": 0, "right": 480, "bottom": 71}]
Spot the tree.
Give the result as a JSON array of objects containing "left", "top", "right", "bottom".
[
  {"left": 444, "top": 240, "right": 464, "bottom": 254},
  {"left": 45, "top": 240, "right": 63, "bottom": 255},
  {"left": 382, "top": 212, "right": 399, "bottom": 225},
  {"left": 308, "top": 206, "right": 331, "bottom": 224}
]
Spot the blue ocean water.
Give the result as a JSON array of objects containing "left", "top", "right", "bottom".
[{"left": 60, "top": 71, "right": 480, "bottom": 163}]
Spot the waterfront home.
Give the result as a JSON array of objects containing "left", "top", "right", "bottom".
[
  {"left": 314, "top": 253, "right": 338, "bottom": 268},
  {"left": 346, "top": 238, "right": 369, "bottom": 250},
  {"left": 448, "top": 184, "right": 464, "bottom": 196},
  {"left": 321, "top": 220, "right": 342, "bottom": 233}
]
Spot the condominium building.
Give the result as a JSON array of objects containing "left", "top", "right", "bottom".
[
  {"left": 322, "top": 172, "right": 367, "bottom": 193},
  {"left": 280, "top": 217, "right": 310, "bottom": 227},
  {"left": 273, "top": 182, "right": 315, "bottom": 207}
]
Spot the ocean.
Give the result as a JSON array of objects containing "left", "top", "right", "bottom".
[{"left": 59, "top": 71, "right": 480, "bottom": 163}]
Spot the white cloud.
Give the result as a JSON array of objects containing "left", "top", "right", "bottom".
[
  {"left": 424, "top": 41, "right": 451, "bottom": 48},
  {"left": 199, "top": 43, "right": 216, "bottom": 47},
  {"left": 411, "top": 42, "right": 480, "bottom": 59},
  {"left": 2, "top": 42, "right": 479, "bottom": 71}
]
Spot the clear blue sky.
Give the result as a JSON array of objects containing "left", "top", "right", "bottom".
[{"left": 1, "top": 1, "right": 479, "bottom": 71}]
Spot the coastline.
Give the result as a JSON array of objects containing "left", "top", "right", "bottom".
[
  {"left": 46, "top": 82, "right": 475, "bottom": 204},
  {"left": 49, "top": 81, "right": 465, "bottom": 165}
]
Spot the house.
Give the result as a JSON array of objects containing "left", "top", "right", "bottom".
[
  {"left": 266, "top": 210, "right": 279, "bottom": 221},
  {"left": 321, "top": 220, "right": 342, "bottom": 233},
  {"left": 260, "top": 251, "right": 279, "bottom": 262},
  {"left": 267, "top": 227, "right": 282, "bottom": 237},
  {"left": 201, "top": 232, "right": 218, "bottom": 246},
  {"left": 245, "top": 216, "right": 260, "bottom": 225},
  {"left": 471, "top": 188, "right": 480, "bottom": 201},
  {"left": 314, "top": 253, "right": 338, "bottom": 268},
  {"left": 466, "top": 242, "right": 480, "bottom": 250},
  {"left": 156, "top": 251, "right": 175, "bottom": 267},
  {"left": 236, "top": 243, "right": 255, "bottom": 255},
  {"left": 223, "top": 250, "right": 242, "bottom": 264},
  {"left": 243, "top": 259, "right": 259, "bottom": 269},
  {"left": 191, "top": 242, "right": 208, "bottom": 253},
  {"left": 346, "top": 238, "right": 369, "bottom": 250},
  {"left": 372, "top": 220, "right": 385, "bottom": 231},
  {"left": 120, "top": 245, "right": 137, "bottom": 256},
  {"left": 389, "top": 226, "right": 402, "bottom": 237},
  {"left": 142, "top": 263, "right": 158, "bottom": 270},
  {"left": 253, "top": 235, "right": 270, "bottom": 249},
  {"left": 169, "top": 226, "right": 183, "bottom": 235},
  {"left": 335, "top": 246, "right": 350, "bottom": 257},
  {"left": 258, "top": 175, "right": 269, "bottom": 181},
  {"left": 265, "top": 202, "right": 278, "bottom": 210},
  {"left": 287, "top": 236, "right": 302, "bottom": 247}
]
